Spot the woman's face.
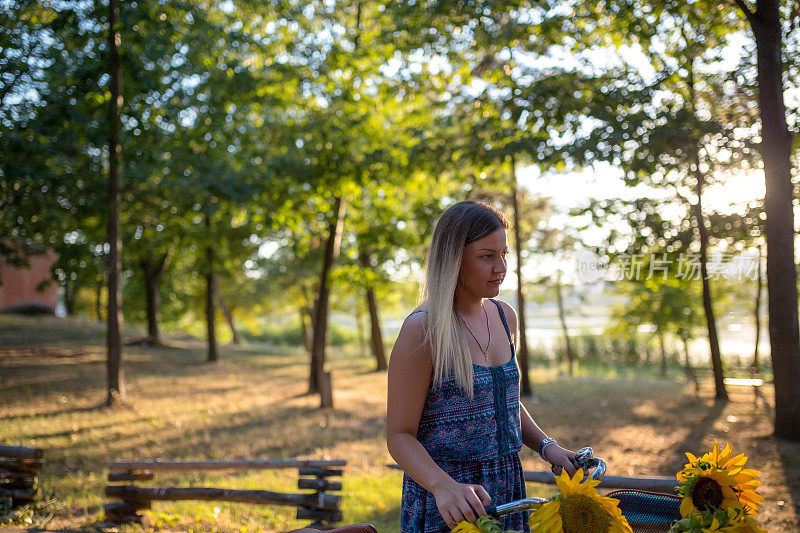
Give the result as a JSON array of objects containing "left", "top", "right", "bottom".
[{"left": 457, "top": 227, "right": 508, "bottom": 299}]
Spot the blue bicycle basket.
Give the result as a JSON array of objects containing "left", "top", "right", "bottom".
[{"left": 606, "top": 490, "right": 682, "bottom": 533}]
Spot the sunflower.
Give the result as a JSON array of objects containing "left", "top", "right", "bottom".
[
  {"left": 677, "top": 441, "right": 763, "bottom": 517},
  {"left": 678, "top": 469, "right": 743, "bottom": 518},
  {"left": 668, "top": 507, "right": 767, "bottom": 533},
  {"left": 452, "top": 521, "right": 482, "bottom": 533},
  {"left": 725, "top": 515, "right": 767, "bottom": 533},
  {"left": 529, "top": 469, "right": 633, "bottom": 533},
  {"left": 451, "top": 516, "right": 510, "bottom": 533}
]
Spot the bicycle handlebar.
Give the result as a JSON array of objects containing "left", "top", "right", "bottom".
[{"left": 437, "top": 447, "right": 605, "bottom": 532}]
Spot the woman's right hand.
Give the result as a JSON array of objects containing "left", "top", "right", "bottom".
[{"left": 432, "top": 479, "right": 492, "bottom": 528}]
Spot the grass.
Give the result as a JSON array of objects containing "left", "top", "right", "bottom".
[{"left": 1, "top": 314, "right": 798, "bottom": 532}]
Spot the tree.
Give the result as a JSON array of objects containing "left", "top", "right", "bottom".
[
  {"left": 706, "top": 205, "right": 767, "bottom": 371},
  {"left": 104, "top": 0, "right": 125, "bottom": 405},
  {"left": 732, "top": 0, "right": 800, "bottom": 440},
  {"left": 472, "top": 179, "right": 561, "bottom": 385},
  {"left": 609, "top": 259, "right": 706, "bottom": 377},
  {"left": 309, "top": 195, "right": 346, "bottom": 405},
  {"left": 277, "top": 0, "right": 452, "bottom": 406},
  {"left": 560, "top": 0, "right": 768, "bottom": 399},
  {"left": 559, "top": 0, "right": 799, "bottom": 438},
  {"left": 344, "top": 175, "right": 448, "bottom": 372},
  {"left": 509, "top": 155, "right": 532, "bottom": 393}
]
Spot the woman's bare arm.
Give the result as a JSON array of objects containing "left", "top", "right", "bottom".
[
  {"left": 499, "top": 301, "right": 577, "bottom": 475},
  {"left": 386, "top": 312, "right": 490, "bottom": 527}
]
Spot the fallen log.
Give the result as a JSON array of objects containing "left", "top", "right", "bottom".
[
  {"left": 0, "top": 488, "right": 36, "bottom": 502},
  {"left": 0, "top": 446, "right": 43, "bottom": 461},
  {"left": 104, "top": 485, "right": 342, "bottom": 510},
  {"left": 0, "top": 471, "right": 36, "bottom": 481},
  {"left": 296, "top": 507, "right": 344, "bottom": 523},
  {"left": 108, "top": 471, "right": 154, "bottom": 482},
  {"left": 297, "top": 479, "right": 342, "bottom": 491},
  {"left": 1, "top": 479, "right": 36, "bottom": 490},
  {"left": 104, "top": 501, "right": 152, "bottom": 515},
  {"left": 298, "top": 467, "right": 344, "bottom": 478},
  {"left": 109, "top": 459, "right": 346, "bottom": 473},
  {"left": 102, "top": 513, "right": 143, "bottom": 524},
  {"left": 298, "top": 478, "right": 342, "bottom": 492},
  {"left": 0, "top": 459, "right": 44, "bottom": 472}
]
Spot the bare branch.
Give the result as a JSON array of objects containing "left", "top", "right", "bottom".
[{"left": 732, "top": 0, "right": 756, "bottom": 25}]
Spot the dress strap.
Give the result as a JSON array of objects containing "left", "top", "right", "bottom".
[
  {"left": 488, "top": 299, "right": 515, "bottom": 358},
  {"left": 408, "top": 308, "right": 428, "bottom": 317}
]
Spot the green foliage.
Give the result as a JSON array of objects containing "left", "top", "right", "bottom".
[
  {"left": 241, "top": 320, "right": 358, "bottom": 348},
  {"left": 2, "top": 0, "right": 785, "bottom": 370},
  {"left": 544, "top": 330, "right": 664, "bottom": 368}
]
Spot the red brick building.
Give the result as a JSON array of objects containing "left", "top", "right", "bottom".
[{"left": 0, "top": 250, "right": 59, "bottom": 313}]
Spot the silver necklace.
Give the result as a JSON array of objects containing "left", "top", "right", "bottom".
[{"left": 458, "top": 303, "right": 491, "bottom": 361}]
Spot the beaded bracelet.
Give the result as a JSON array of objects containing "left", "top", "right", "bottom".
[{"left": 538, "top": 437, "right": 558, "bottom": 461}]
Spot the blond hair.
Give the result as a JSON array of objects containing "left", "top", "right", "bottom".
[{"left": 419, "top": 200, "right": 509, "bottom": 396}]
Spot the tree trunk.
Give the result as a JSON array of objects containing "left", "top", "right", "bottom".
[
  {"left": 308, "top": 196, "right": 346, "bottom": 407},
  {"left": 682, "top": 336, "right": 699, "bottom": 393},
  {"left": 510, "top": 155, "right": 532, "bottom": 395},
  {"left": 658, "top": 329, "right": 667, "bottom": 378},
  {"left": 555, "top": 275, "right": 574, "bottom": 375},
  {"left": 205, "top": 217, "right": 218, "bottom": 363},
  {"left": 63, "top": 278, "right": 76, "bottom": 316},
  {"left": 142, "top": 264, "right": 160, "bottom": 343},
  {"left": 692, "top": 186, "right": 728, "bottom": 401},
  {"left": 682, "top": 336, "right": 692, "bottom": 371},
  {"left": 300, "top": 307, "right": 311, "bottom": 352},
  {"left": 140, "top": 249, "right": 170, "bottom": 345},
  {"left": 105, "top": 0, "right": 125, "bottom": 406},
  {"left": 359, "top": 251, "right": 387, "bottom": 371},
  {"left": 214, "top": 280, "right": 242, "bottom": 345},
  {"left": 301, "top": 286, "right": 316, "bottom": 353},
  {"left": 748, "top": 0, "right": 800, "bottom": 440},
  {"left": 356, "top": 301, "right": 366, "bottom": 358},
  {"left": 365, "top": 286, "right": 387, "bottom": 371},
  {"left": 95, "top": 273, "right": 103, "bottom": 321},
  {"left": 687, "top": 61, "right": 727, "bottom": 401},
  {"left": 752, "top": 245, "right": 763, "bottom": 372}
]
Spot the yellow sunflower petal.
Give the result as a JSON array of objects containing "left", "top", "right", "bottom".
[
  {"left": 681, "top": 496, "right": 698, "bottom": 518},
  {"left": 677, "top": 442, "right": 763, "bottom": 519},
  {"left": 451, "top": 521, "right": 480, "bottom": 533},
  {"left": 529, "top": 500, "right": 561, "bottom": 531}
]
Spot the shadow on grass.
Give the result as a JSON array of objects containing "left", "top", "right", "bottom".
[
  {"left": 21, "top": 419, "right": 127, "bottom": 440},
  {"left": 671, "top": 399, "right": 727, "bottom": 466},
  {"left": 0, "top": 403, "right": 108, "bottom": 421},
  {"left": 775, "top": 438, "right": 800, "bottom": 526}
]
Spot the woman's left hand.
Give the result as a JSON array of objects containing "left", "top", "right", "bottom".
[{"left": 544, "top": 445, "right": 577, "bottom": 476}]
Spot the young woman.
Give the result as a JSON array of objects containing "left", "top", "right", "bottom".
[{"left": 386, "top": 200, "right": 577, "bottom": 533}]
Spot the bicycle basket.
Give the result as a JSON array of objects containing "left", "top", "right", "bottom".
[{"left": 606, "top": 489, "right": 682, "bottom": 533}]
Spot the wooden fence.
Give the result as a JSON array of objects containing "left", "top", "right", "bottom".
[
  {"left": 0, "top": 445, "right": 44, "bottom": 508},
  {"left": 104, "top": 459, "right": 345, "bottom": 528}
]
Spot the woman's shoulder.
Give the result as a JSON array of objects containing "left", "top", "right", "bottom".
[
  {"left": 401, "top": 305, "right": 429, "bottom": 336},
  {"left": 490, "top": 298, "right": 517, "bottom": 327},
  {"left": 407, "top": 305, "right": 428, "bottom": 318},
  {"left": 391, "top": 306, "right": 432, "bottom": 367}
]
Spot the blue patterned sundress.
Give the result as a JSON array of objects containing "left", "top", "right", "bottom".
[{"left": 400, "top": 299, "right": 529, "bottom": 533}]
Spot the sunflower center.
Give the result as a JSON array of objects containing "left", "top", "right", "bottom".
[
  {"left": 691, "top": 476, "right": 724, "bottom": 511},
  {"left": 558, "top": 494, "right": 612, "bottom": 533}
]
